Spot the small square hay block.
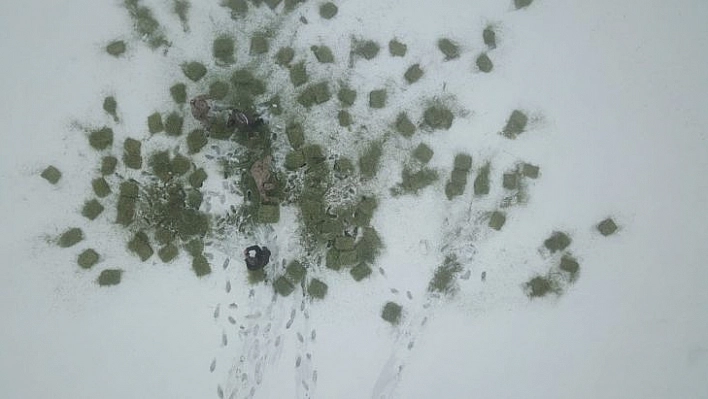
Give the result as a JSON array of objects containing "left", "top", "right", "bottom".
[
  {"left": 123, "top": 138, "right": 142, "bottom": 169},
  {"left": 128, "top": 232, "right": 153, "bottom": 261},
  {"left": 164, "top": 112, "right": 183, "bottom": 136},
  {"left": 184, "top": 238, "right": 204, "bottom": 257},
  {"left": 483, "top": 27, "right": 496, "bottom": 48},
  {"left": 92, "top": 177, "right": 111, "bottom": 198},
  {"left": 106, "top": 40, "right": 126, "bottom": 57},
  {"left": 307, "top": 278, "right": 328, "bottom": 299},
  {"left": 189, "top": 168, "right": 208, "bottom": 188},
  {"left": 77, "top": 249, "right": 100, "bottom": 269},
  {"left": 525, "top": 275, "right": 555, "bottom": 298},
  {"left": 41, "top": 166, "right": 61, "bottom": 184},
  {"left": 89, "top": 127, "right": 113, "bottom": 150},
  {"left": 515, "top": 0, "right": 534, "bottom": 10},
  {"left": 476, "top": 53, "right": 493, "bottom": 73},
  {"left": 388, "top": 39, "right": 407, "bottom": 57},
  {"left": 171, "top": 153, "right": 191, "bottom": 176},
  {"left": 311, "top": 45, "right": 334, "bottom": 63},
  {"left": 359, "top": 143, "right": 383, "bottom": 179},
  {"left": 335, "top": 236, "right": 356, "bottom": 251},
  {"left": 250, "top": 34, "right": 269, "bottom": 55},
  {"left": 187, "top": 129, "right": 207, "bottom": 154},
  {"left": 286, "top": 260, "right": 306, "bottom": 283},
  {"left": 350, "top": 263, "right": 372, "bottom": 282},
  {"left": 438, "top": 38, "right": 460, "bottom": 60},
  {"left": 209, "top": 81, "right": 230, "bottom": 100},
  {"left": 116, "top": 181, "right": 138, "bottom": 226},
  {"left": 298, "top": 82, "right": 331, "bottom": 107},
  {"left": 82, "top": 199, "right": 104, "bottom": 220},
  {"left": 147, "top": 112, "right": 164, "bottom": 133},
  {"left": 521, "top": 163, "right": 539, "bottom": 178},
  {"left": 337, "top": 87, "right": 356, "bottom": 106},
  {"left": 369, "top": 89, "right": 387, "bottom": 108},
  {"left": 502, "top": 110, "right": 528, "bottom": 139},
  {"left": 319, "top": 2, "right": 338, "bottom": 19},
  {"left": 101, "top": 156, "right": 117, "bottom": 175},
  {"left": 404, "top": 64, "right": 424, "bottom": 84},
  {"left": 473, "top": 164, "right": 491, "bottom": 196},
  {"left": 213, "top": 36, "right": 235, "bottom": 64},
  {"left": 158, "top": 244, "right": 179, "bottom": 263},
  {"left": 274, "top": 276, "right": 295, "bottom": 297},
  {"left": 560, "top": 254, "right": 580, "bottom": 278},
  {"left": 338, "top": 110, "right": 352, "bottom": 127},
  {"left": 597, "top": 218, "right": 618, "bottom": 236},
  {"left": 275, "top": 47, "right": 295, "bottom": 66},
  {"left": 103, "top": 96, "right": 118, "bottom": 120},
  {"left": 423, "top": 106, "right": 454, "bottom": 130},
  {"left": 544, "top": 231, "right": 572, "bottom": 253},
  {"left": 395, "top": 112, "right": 416, "bottom": 137},
  {"left": 489, "top": 211, "right": 506, "bottom": 231},
  {"left": 381, "top": 302, "right": 402, "bottom": 324},
  {"left": 413, "top": 143, "right": 433, "bottom": 164},
  {"left": 58, "top": 228, "right": 83, "bottom": 248},
  {"left": 353, "top": 40, "right": 380, "bottom": 60},
  {"left": 450, "top": 169, "right": 468, "bottom": 186},
  {"left": 285, "top": 150, "right": 306, "bottom": 170},
  {"left": 181, "top": 61, "right": 207, "bottom": 82},
  {"left": 454, "top": 153, "right": 472, "bottom": 171},
  {"left": 170, "top": 83, "right": 187, "bottom": 104},
  {"left": 98, "top": 269, "right": 122, "bottom": 286},
  {"left": 289, "top": 62, "right": 308, "bottom": 87},
  {"left": 286, "top": 123, "right": 305, "bottom": 149},
  {"left": 503, "top": 172, "right": 518, "bottom": 189},
  {"left": 192, "top": 255, "right": 211, "bottom": 277}
]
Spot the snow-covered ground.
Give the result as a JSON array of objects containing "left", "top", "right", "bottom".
[{"left": 1, "top": 0, "right": 707, "bottom": 398}]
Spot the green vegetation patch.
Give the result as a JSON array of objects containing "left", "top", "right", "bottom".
[
  {"left": 395, "top": 167, "right": 438, "bottom": 195},
  {"left": 285, "top": 150, "right": 306, "bottom": 170},
  {"left": 170, "top": 83, "right": 187, "bottom": 104},
  {"left": 521, "top": 163, "right": 540, "bottom": 179},
  {"left": 286, "top": 123, "right": 305, "bottom": 149},
  {"left": 101, "top": 156, "right": 117, "bottom": 175},
  {"left": 483, "top": 26, "right": 496, "bottom": 48},
  {"left": 82, "top": 199, "right": 105, "bottom": 220},
  {"left": 209, "top": 81, "right": 230, "bottom": 100},
  {"left": 124, "top": 0, "right": 169, "bottom": 49},
  {"left": 286, "top": 260, "right": 306, "bottom": 283},
  {"left": 123, "top": 138, "right": 142, "bottom": 169},
  {"left": 503, "top": 172, "right": 518, "bottom": 190},
  {"left": 92, "top": 177, "right": 111, "bottom": 198},
  {"left": 106, "top": 40, "right": 126, "bottom": 57},
  {"left": 174, "top": 0, "right": 190, "bottom": 29},
  {"left": 454, "top": 153, "right": 472, "bottom": 171},
  {"left": 413, "top": 143, "right": 433, "bottom": 164},
  {"left": 515, "top": 0, "right": 533, "bottom": 10},
  {"left": 164, "top": 112, "right": 183, "bottom": 136},
  {"left": 158, "top": 243, "right": 179, "bottom": 263},
  {"left": 559, "top": 254, "right": 580, "bottom": 281},
  {"left": 369, "top": 89, "right": 387, "bottom": 108},
  {"left": 525, "top": 275, "right": 557, "bottom": 298},
  {"left": 192, "top": 255, "right": 211, "bottom": 276},
  {"left": 298, "top": 82, "right": 331, "bottom": 107},
  {"left": 381, "top": 301, "right": 402, "bottom": 324},
  {"left": 338, "top": 110, "right": 352, "bottom": 127},
  {"left": 116, "top": 180, "right": 139, "bottom": 226},
  {"left": 181, "top": 61, "right": 207, "bottom": 82},
  {"left": 58, "top": 228, "right": 83, "bottom": 248},
  {"left": 184, "top": 238, "right": 203, "bottom": 257},
  {"left": 473, "top": 163, "right": 491, "bottom": 196},
  {"left": 187, "top": 129, "right": 207, "bottom": 154},
  {"left": 311, "top": 45, "right": 334, "bottom": 63},
  {"left": 213, "top": 35, "right": 235, "bottom": 65},
  {"left": 189, "top": 168, "right": 208, "bottom": 188},
  {"left": 476, "top": 53, "right": 493, "bottom": 73},
  {"left": 489, "top": 211, "right": 506, "bottom": 231},
  {"left": 423, "top": 106, "right": 454, "bottom": 130},
  {"left": 334, "top": 157, "right": 355, "bottom": 177},
  {"left": 445, "top": 170, "right": 467, "bottom": 200},
  {"left": 388, "top": 39, "right": 407, "bottom": 57},
  {"left": 274, "top": 276, "right": 295, "bottom": 296},
  {"left": 350, "top": 263, "right": 372, "bottom": 281},
  {"left": 428, "top": 255, "right": 462, "bottom": 295},
  {"left": 320, "top": 2, "right": 338, "bottom": 18},
  {"left": 359, "top": 142, "right": 383, "bottom": 179},
  {"left": 337, "top": 87, "right": 356, "bottom": 106},
  {"left": 502, "top": 110, "right": 528, "bottom": 139},
  {"left": 275, "top": 47, "right": 295, "bottom": 66},
  {"left": 223, "top": 0, "right": 248, "bottom": 17},
  {"left": 335, "top": 236, "right": 356, "bottom": 251},
  {"left": 98, "top": 269, "right": 122, "bottom": 286},
  {"left": 89, "top": 127, "right": 113, "bottom": 150},
  {"left": 250, "top": 33, "right": 269, "bottom": 55},
  {"left": 289, "top": 62, "right": 308, "bottom": 87},
  {"left": 597, "top": 218, "right": 618, "bottom": 236},
  {"left": 77, "top": 248, "right": 100, "bottom": 269},
  {"left": 128, "top": 231, "right": 154, "bottom": 261},
  {"left": 171, "top": 153, "right": 191, "bottom": 176},
  {"left": 103, "top": 96, "right": 118, "bottom": 121},
  {"left": 404, "top": 64, "right": 424, "bottom": 84},
  {"left": 307, "top": 278, "right": 328, "bottom": 299},
  {"left": 544, "top": 231, "right": 572, "bottom": 253},
  {"left": 355, "top": 227, "right": 382, "bottom": 263},
  {"left": 230, "top": 69, "right": 266, "bottom": 109},
  {"left": 41, "top": 166, "right": 61, "bottom": 184},
  {"left": 257, "top": 204, "right": 280, "bottom": 224},
  {"left": 148, "top": 112, "right": 164, "bottom": 134},
  {"left": 353, "top": 40, "right": 380, "bottom": 60},
  {"left": 438, "top": 38, "right": 460, "bottom": 60}
]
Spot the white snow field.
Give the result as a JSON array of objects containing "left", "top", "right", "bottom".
[{"left": 1, "top": 0, "right": 707, "bottom": 398}]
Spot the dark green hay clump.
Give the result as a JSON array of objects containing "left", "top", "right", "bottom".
[
  {"left": 489, "top": 211, "right": 506, "bottom": 231},
  {"left": 438, "top": 38, "right": 460, "bottom": 60},
  {"left": 423, "top": 106, "right": 454, "bottom": 130},
  {"left": 337, "top": 86, "right": 357, "bottom": 106},
  {"left": 116, "top": 180, "right": 139, "bottom": 226},
  {"left": 77, "top": 249, "right": 100, "bottom": 269},
  {"left": 275, "top": 47, "right": 295, "bottom": 66},
  {"left": 404, "top": 64, "right": 424, "bottom": 84},
  {"left": 230, "top": 69, "right": 267, "bottom": 110},
  {"left": 274, "top": 276, "right": 295, "bottom": 296},
  {"left": 353, "top": 40, "right": 380, "bottom": 60},
  {"left": 209, "top": 81, "right": 230, "bottom": 100},
  {"left": 388, "top": 39, "right": 407, "bottom": 57},
  {"left": 181, "top": 61, "right": 207, "bottom": 82},
  {"left": 289, "top": 62, "right": 308, "bottom": 87},
  {"left": 473, "top": 163, "right": 491, "bottom": 195},
  {"left": 250, "top": 33, "right": 269, "bottom": 55},
  {"left": 334, "top": 157, "right": 355, "bottom": 177},
  {"left": 483, "top": 26, "right": 496, "bottom": 48},
  {"left": 359, "top": 142, "right": 383, "bottom": 179},
  {"left": 428, "top": 255, "right": 462, "bottom": 295},
  {"left": 381, "top": 301, "right": 402, "bottom": 325},
  {"left": 521, "top": 162, "right": 540, "bottom": 178},
  {"left": 58, "top": 228, "right": 83, "bottom": 248},
  {"left": 559, "top": 254, "right": 580, "bottom": 280},
  {"left": 395, "top": 167, "right": 438, "bottom": 195},
  {"left": 350, "top": 263, "right": 372, "bottom": 281},
  {"left": 103, "top": 96, "right": 118, "bottom": 121},
  {"left": 356, "top": 227, "right": 383, "bottom": 264},
  {"left": 307, "top": 278, "right": 328, "bottom": 299},
  {"left": 257, "top": 204, "right": 280, "bottom": 224},
  {"left": 123, "top": 138, "right": 142, "bottom": 169},
  {"left": 311, "top": 45, "right": 334, "bottom": 63},
  {"left": 286, "top": 260, "right": 306, "bottom": 283},
  {"left": 184, "top": 238, "right": 203, "bottom": 257},
  {"left": 189, "top": 168, "right": 208, "bottom": 188},
  {"left": 124, "top": 0, "right": 169, "bottom": 49},
  {"left": 285, "top": 150, "right": 306, "bottom": 170},
  {"left": 369, "top": 89, "right": 387, "bottom": 109},
  {"left": 248, "top": 269, "right": 267, "bottom": 285},
  {"left": 89, "top": 127, "right": 113, "bottom": 150},
  {"left": 164, "top": 112, "right": 183, "bottom": 136},
  {"left": 187, "top": 129, "right": 207, "bottom": 154},
  {"left": 445, "top": 170, "right": 468, "bottom": 200},
  {"left": 319, "top": 2, "right": 338, "bottom": 19},
  {"left": 514, "top": 0, "right": 534, "bottom": 10},
  {"left": 298, "top": 82, "right": 331, "bottom": 107},
  {"left": 222, "top": 0, "right": 248, "bottom": 17},
  {"left": 454, "top": 154, "right": 472, "bottom": 171},
  {"left": 101, "top": 156, "right": 118, "bottom": 175},
  {"left": 82, "top": 199, "right": 105, "bottom": 220},
  {"left": 544, "top": 231, "right": 572, "bottom": 253},
  {"left": 476, "top": 53, "right": 493, "bottom": 73},
  {"left": 92, "top": 177, "right": 111, "bottom": 198},
  {"left": 503, "top": 172, "right": 518, "bottom": 190},
  {"left": 173, "top": 0, "right": 190, "bottom": 30},
  {"left": 597, "top": 218, "right": 618, "bottom": 236},
  {"left": 128, "top": 231, "right": 154, "bottom": 261},
  {"left": 41, "top": 166, "right": 61, "bottom": 184},
  {"left": 286, "top": 123, "right": 305, "bottom": 149},
  {"left": 147, "top": 112, "right": 164, "bottom": 134},
  {"left": 525, "top": 275, "right": 557, "bottom": 298},
  {"left": 192, "top": 255, "right": 211, "bottom": 276},
  {"left": 158, "top": 243, "right": 179, "bottom": 263},
  {"left": 106, "top": 40, "right": 126, "bottom": 57},
  {"left": 502, "top": 110, "right": 528, "bottom": 139},
  {"left": 413, "top": 143, "right": 433, "bottom": 164},
  {"left": 338, "top": 110, "right": 352, "bottom": 127},
  {"left": 170, "top": 83, "right": 187, "bottom": 104},
  {"left": 98, "top": 269, "right": 122, "bottom": 286}
]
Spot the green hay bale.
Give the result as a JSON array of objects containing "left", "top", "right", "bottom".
[
  {"left": 275, "top": 47, "right": 294, "bottom": 66},
  {"left": 396, "top": 112, "right": 415, "bottom": 137},
  {"left": 97, "top": 269, "right": 122, "bottom": 286},
  {"left": 116, "top": 181, "right": 138, "bottom": 226},
  {"left": 445, "top": 181, "right": 464, "bottom": 200},
  {"left": 106, "top": 40, "right": 126, "bottom": 57},
  {"left": 307, "top": 278, "right": 328, "bottom": 299},
  {"left": 248, "top": 268, "right": 267, "bottom": 284},
  {"left": 213, "top": 35, "right": 235, "bottom": 65},
  {"left": 404, "top": 64, "right": 424, "bottom": 84},
  {"left": 489, "top": 211, "right": 506, "bottom": 231},
  {"left": 285, "top": 150, "right": 306, "bottom": 170},
  {"left": 521, "top": 163, "right": 540, "bottom": 179},
  {"left": 311, "top": 45, "right": 334, "bottom": 63},
  {"left": 186, "top": 189, "right": 203, "bottom": 209},
  {"left": 438, "top": 38, "right": 460, "bottom": 60},
  {"left": 353, "top": 40, "right": 380, "bottom": 60},
  {"left": 174, "top": 0, "right": 190, "bottom": 28},
  {"left": 274, "top": 276, "right": 295, "bottom": 296},
  {"left": 223, "top": 0, "right": 248, "bottom": 17},
  {"left": 82, "top": 199, "right": 104, "bottom": 220},
  {"left": 335, "top": 236, "right": 355, "bottom": 251},
  {"left": 289, "top": 62, "right": 308, "bottom": 87},
  {"left": 187, "top": 129, "right": 207, "bottom": 154},
  {"left": 399, "top": 168, "right": 439, "bottom": 194},
  {"left": 473, "top": 163, "right": 491, "bottom": 196},
  {"left": 503, "top": 172, "right": 518, "bottom": 190},
  {"left": 147, "top": 112, "right": 164, "bottom": 133},
  {"left": 257, "top": 204, "right": 280, "bottom": 224},
  {"left": 164, "top": 112, "right": 183, "bottom": 136},
  {"left": 286, "top": 260, "right": 306, "bottom": 283},
  {"left": 560, "top": 254, "right": 580, "bottom": 280},
  {"left": 303, "top": 144, "right": 326, "bottom": 165},
  {"left": 320, "top": 2, "right": 338, "bottom": 19},
  {"left": 171, "top": 153, "right": 191, "bottom": 176},
  {"left": 77, "top": 249, "right": 100, "bottom": 269},
  {"left": 149, "top": 150, "right": 172, "bottom": 181},
  {"left": 181, "top": 62, "right": 207, "bottom": 82},
  {"left": 101, "top": 156, "right": 117, "bottom": 175},
  {"left": 170, "top": 83, "right": 187, "bottom": 104},
  {"left": 325, "top": 248, "right": 342, "bottom": 270},
  {"left": 154, "top": 228, "right": 175, "bottom": 245},
  {"left": 337, "top": 87, "right": 357, "bottom": 106},
  {"left": 476, "top": 53, "right": 493, "bottom": 73},
  {"left": 286, "top": 123, "right": 304, "bottom": 149},
  {"left": 544, "top": 231, "right": 572, "bottom": 253},
  {"left": 297, "top": 82, "right": 331, "bottom": 107},
  {"left": 350, "top": 263, "right": 372, "bottom": 281},
  {"left": 58, "top": 228, "right": 83, "bottom": 248},
  {"left": 317, "top": 218, "right": 343, "bottom": 241},
  {"left": 423, "top": 106, "right": 454, "bottom": 130},
  {"left": 352, "top": 197, "right": 377, "bottom": 227},
  {"left": 483, "top": 27, "right": 496, "bottom": 48},
  {"left": 454, "top": 154, "right": 472, "bottom": 171},
  {"left": 158, "top": 243, "right": 178, "bottom": 263},
  {"left": 184, "top": 238, "right": 203, "bottom": 257},
  {"left": 413, "top": 143, "right": 433, "bottom": 164},
  {"left": 334, "top": 157, "right": 355, "bottom": 176},
  {"left": 128, "top": 231, "right": 153, "bottom": 261},
  {"left": 428, "top": 256, "right": 462, "bottom": 294},
  {"left": 356, "top": 227, "right": 382, "bottom": 263},
  {"left": 502, "top": 110, "right": 528, "bottom": 139},
  {"left": 124, "top": 0, "right": 169, "bottom": 49},
  {"left": 597, "top": 218, "right": 618, "bottom": 236},
  {"left": 89, "top": 127, "right": 113, "bottom": 150},
  {"left": 525, "top": 275, "right": 556, "bottom": 298},
  {"left": 388, "top": 39, "right": 407, "bottom": 57},
  {"left": 123, "top": 138, "right": 142, "bottom": 169},
  {"left": 92, "top": 177, "right": 111, "bottom": 198},
  {"left": 450, "top": 169, "right": 468, "bottom": 186},
  {"left": 103, "top": 96, "right": 118, "bottom": 120},
  {"left": 192, "top": 254, "right": 211, "bottom": 277},
  {"left": 359, "top": 142, "right": 383, "bottom": 179},
  {"left": 208, "top": 81, "right": 230, "bottom": 100},
  {"left": 250, "top": 34, "right": 269, "bottom": 55},
  {"left": 514, "top": 0, "right": 533, "bottom": 9},
  {"left": 369, "top": 89, "right": 387, "bottom": 108},
  {"left": 264, "top": 0, "right": 282, "bottom": 9},
  {"left": 41, "top": 166, "right": 61, "bottom": 184},
  {"left": 338, "top": 110, "right": 352, "bottom": 127},
  {"left": 381, "top": 302, "right": 402, "bottom": 325}
]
